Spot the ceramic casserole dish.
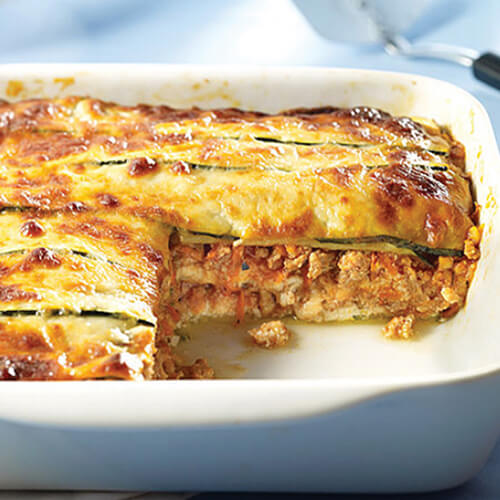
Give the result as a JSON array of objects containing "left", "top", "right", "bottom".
[{"left": 0, "top": 64, "right": 499, "bottom": 493}]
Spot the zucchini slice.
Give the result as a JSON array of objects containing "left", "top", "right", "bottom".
[{"left": 177, "top": 229, "right": 463, "bottom": 261}]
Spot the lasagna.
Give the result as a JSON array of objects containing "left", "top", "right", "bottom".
[{"left": 0, "top": 97, "right": 480, "bottom": 380}]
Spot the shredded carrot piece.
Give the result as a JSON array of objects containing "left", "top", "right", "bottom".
[
  {"left": 376, "top": 253, "right": 399, "bottom": 276},
  {"left": 228, "top": 245, "right": 244, "bottom": 291},
  {"left": 165, "top": 304, "right": 181, "bottom": 323},
  {"left": 235, "top": 290, "right": 245, "bottom": 325}
]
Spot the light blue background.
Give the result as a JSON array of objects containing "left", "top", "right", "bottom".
[{"left": 0, "top": 0, "right": 498, "bottom": 497}]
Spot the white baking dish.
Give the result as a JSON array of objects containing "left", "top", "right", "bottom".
[{"left": 0, "top": 64, "right": 499, "bottom": 493}]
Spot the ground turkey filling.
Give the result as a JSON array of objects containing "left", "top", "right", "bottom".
[{"left": 169, "top": 240, "right": 477, "bottom": 326}]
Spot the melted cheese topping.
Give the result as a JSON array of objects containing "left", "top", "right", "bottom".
[
  {"left": 0, "top": 209, "right": 169, "bottom": 380},
  {"left": 0, "top": 98, "right": 477, "bottom": 380},
  {"left": 0, "top": 98, "right": 472, "bottom": 250},
  {"left": 0, "top": 315, "right": 154, "bottom": 380}
]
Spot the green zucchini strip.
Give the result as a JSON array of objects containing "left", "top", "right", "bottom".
[
  {"left": 0, "top": 309, "right": 154, "bottom": 326},
  {"left": 185, "top": 230, "right": 238, "bottom": 241},
  {"left": 0, "top": 247, "right": 130, "bottom": 270},
  {"left": 253, "top": 136, "right": 449, "bottom": 154},
  {"left": 316, "top": 235, "right": 463, "bottom": 257},
  {"left": 25, "top": 127, "right": 451, "bottom": 159},
  {"left": 92, "top": 158, "right": 450, "bottom": 174},
  {"left": 178, "top": 230, "right": 463, "bottom": 263}
]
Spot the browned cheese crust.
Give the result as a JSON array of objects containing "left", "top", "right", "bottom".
[{"left": 0, "top": 98, "right": 480, "bottom": 379}]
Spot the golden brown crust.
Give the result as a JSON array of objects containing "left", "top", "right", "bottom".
[
  {"left": 0, "top": 315, "right": 155, "bottom": 380},
  {"left": 0, "top": 208, "right": 170, "bottom": 380},
  {"left": 0, "top": 98, "right": 472, "bottom": 251},
  {"left": 0, "top": 98, "right": 478, "bottom": 380}
]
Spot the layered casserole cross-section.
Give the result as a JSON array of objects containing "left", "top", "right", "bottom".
[{"left": 0, "top": 97, "right": 479, "bottom": 380}]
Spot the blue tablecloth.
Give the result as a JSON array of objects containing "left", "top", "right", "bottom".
[{"left": 0, "top": 0, "right": 498, "bottom": 497}]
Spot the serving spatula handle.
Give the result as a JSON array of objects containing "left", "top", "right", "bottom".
[{"left": 473, "top": 52, "right": 500, "bottom": 90}]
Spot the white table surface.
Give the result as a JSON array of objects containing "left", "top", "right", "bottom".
[{"left": 0, "top": 0, "right": 498, "bottom": 497}]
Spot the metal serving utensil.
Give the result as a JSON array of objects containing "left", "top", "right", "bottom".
[
  {"left": 357, "top": 0, "right": 500, "bottom": 89},
  {"left": 294, "top": 0, "right": 500, "bottom": 90}
]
